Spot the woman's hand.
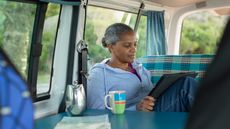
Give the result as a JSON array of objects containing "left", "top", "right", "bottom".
[{"left": 136, "top": 96, "right": 156, "bottom": 112}]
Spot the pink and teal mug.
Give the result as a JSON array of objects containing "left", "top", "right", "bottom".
[{"left": 104, "top": 91, "right": 126, "bottom": 114}]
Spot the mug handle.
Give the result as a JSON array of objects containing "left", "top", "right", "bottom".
[{"left": 104, "top": 94, "right": 112, "bottom": 110}]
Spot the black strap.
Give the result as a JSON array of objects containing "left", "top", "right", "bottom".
[
  {"left": 77, "top": 40, "right": 88, "bottom": 96},
  {"left": 78, "top": 0, "right": 88, "bottom": 97}
]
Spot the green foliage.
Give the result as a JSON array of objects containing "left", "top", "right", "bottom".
[
  {"left": 0, "top": 1, "right": 36, "bottom": 77},
  {"left": 46, "top": 4, "right": 60, "bottom": 18},
  {"left": 39, "top": 32, "right": 54, "bottom": 73},
  {"left": 180, "top": 12, "right": 226, "bottom": 54},
  {"left": 38, "top": 4, "right": 60, "bottom": 74},
  {"left": 136, "top": 16, "right": 147, "bottom": 58},
  {"left": 85, "top": 19, "right": 110, "bottom": 65},
  {"left": 0, "top": 11, "right": 4, "bottom": 46}
]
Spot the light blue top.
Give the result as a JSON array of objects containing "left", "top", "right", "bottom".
[{"left": 87, "top": 59, "right": 153, "bottom": 111}]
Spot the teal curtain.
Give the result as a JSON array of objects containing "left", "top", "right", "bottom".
[{"left": 146, "top": 11, "right": 166, "bottom": 55}]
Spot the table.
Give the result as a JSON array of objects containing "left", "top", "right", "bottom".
[{"left": 35, "top": 109, "right": 188, "bottom": 129}]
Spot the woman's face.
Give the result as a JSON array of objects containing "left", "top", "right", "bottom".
[{"left": 108, "top": 31, "right": 137, "bottom": 63}]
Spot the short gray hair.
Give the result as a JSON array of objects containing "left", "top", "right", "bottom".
[{"left": 101, "top": 23, "right": 134, "bottom": 47}]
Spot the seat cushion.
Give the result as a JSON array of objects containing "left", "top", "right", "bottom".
[{"left": 138, "top": 54, "right": 213, "bottom": 86}]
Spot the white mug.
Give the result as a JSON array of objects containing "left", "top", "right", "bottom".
[{"left": 104, "top": 91, "right": 126, "bottom": 114}]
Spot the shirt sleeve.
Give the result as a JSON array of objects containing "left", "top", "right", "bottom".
[{"left": 87, "top": 68, "right": 106, "bottom": 109}]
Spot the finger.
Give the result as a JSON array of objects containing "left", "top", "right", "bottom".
[
  {"left": 142, "top": 105, "right": 153, "bottom": 112},
  {"left": 142, "top": 100, "right": 154, "bottom": 106},
  {"left": 144, "top": 99, "right": 155, "bottom": 106},
  {"left": 138, "top": 97, "right": 156, "bottom": 111},
  {"left": 146, "top": 105, "right": 153, "bottom": 111},
  {"left": 145, "top": 96, "right": 157, "bottom": 103},
  {"left": 148, "top": 101, "right": 155, "bottom": 106},
  {"left": 142, "top": 107, "right": 151, "bottom": 112},
  {"left": 142, "top": 99, "right": 155, "bottom": 107},
  {"left": 144, "top": 101, "right": 154, "bottom": 110},
  {"left": 141, "top": 102, "right": 154, "bottom": 111},
  {"left": 144, "top": 96, "right": 154, "bottom": 101}
]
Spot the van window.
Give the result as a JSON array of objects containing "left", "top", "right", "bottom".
[
  {"left": 0, "top": 1, "right": 36, "bottom": 78},
  {"left": 0, "top": 1, "right": 61, "bottom": 96},
  {"left": 37, "top": 3, "right": 60, "bottom": 94},
  {"left": 180, "top": 11, "right": 228, "bottom": 54},
  {"left": 85, "top": 6, "right": 147, "bottom": 68}
]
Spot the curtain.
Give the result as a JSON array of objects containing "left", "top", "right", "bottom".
[{"left": 146, "top": 11, "right": 167, "bottom": 55}]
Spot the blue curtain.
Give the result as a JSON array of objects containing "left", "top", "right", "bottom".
[{"left": 147, "top": 11, "right": 167, "bottom": 55}]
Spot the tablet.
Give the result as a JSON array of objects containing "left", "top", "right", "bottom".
[{"left": 148, "top": 72, "right": 198, "bottom": 99}]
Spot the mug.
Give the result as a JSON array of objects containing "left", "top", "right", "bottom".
[{"left": 104, "top": 91, "right": 126, "bottom": 114}]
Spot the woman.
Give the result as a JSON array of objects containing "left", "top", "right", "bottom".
[{"left": 87, "top": 23, "right": 198, "bottom": 112}]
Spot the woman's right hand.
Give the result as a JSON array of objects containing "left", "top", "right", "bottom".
[{"left": 136, "top": 96, "right": 156, "bottom": 112}]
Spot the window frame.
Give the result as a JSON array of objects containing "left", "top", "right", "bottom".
[
  {"left": 28, "top": 2, "right": 49, "bottom": 101},
  {"left": 28, "top": 2, "right": 62, "bottom": 102}
]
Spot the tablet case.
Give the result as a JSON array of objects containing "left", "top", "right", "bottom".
[{"left": 148, "top": 72, "right": 198, "bottom": 98}]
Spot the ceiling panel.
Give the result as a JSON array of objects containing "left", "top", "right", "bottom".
[
  {"left": 215, "top": 7, "right": 230, "bottom": 15},
  {"left": 146, "top": 0, "right": 207, "bottom": 7}
]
